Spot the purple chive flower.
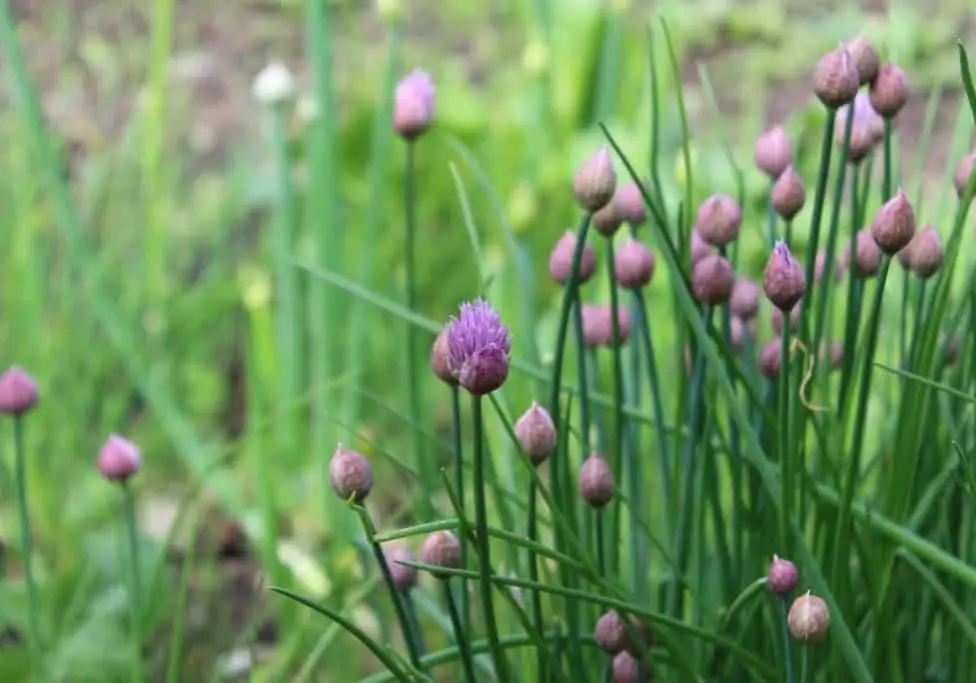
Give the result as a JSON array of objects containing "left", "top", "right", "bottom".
[
  {"left": 447, "top": 299, "right": 512, "bottom": 396},
  {"left": 0, "top": 367, "right": 38, "bottom": 416},
  {"left": 763, "top": 241, "right": 806, "bottom": 312},
  {"left": 393, "top": 69, "right": 435, "bottom": 139},
  {"left": 97, "top": 434, "right": 142, "bottom": 483}
]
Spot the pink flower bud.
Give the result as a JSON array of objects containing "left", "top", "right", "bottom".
[
  {"left": 844, "top": 35, "right": 880, "bottom": 85},
  {"left": 0, "top": 367, "right": 38, "bottom": 416},
  {"left": 844, "top": 228, "right": 882, "bottom": 278},
  {"left": 763, "top": 241, "right": 806, "bottom": 312},
  {"left": 419, "top": 531, "right": 461, "bottom": 578},
  {"left": 954, "top": 150, "right": 976, "bottom": 199},
  {"left": 771, "top": 166, "right": 806, "bottom": 220},
  {"left": 906, "top": 226, "right": 943, "bottom": 279},
  {"left": 614, "top": 238, "right": 655, "bottom": 288},
  {"left": 730, "top": 277, "right": 760, "bottom": 320},
  {"left": 574, "top": 146, "right": 616, "bottom": 212},
  {"left": 787, "top": 591, "right": 830, "bottom": 642},
  {"left": 614, "top": 181, "right": 647, "bottom": 226},
  {"left": 869, "top": 63, "right": 909, "bottom": 118},
  {"left": 579, "top": 453, "right": 614, "bottom": 508},
  {"left": 329, "top": 444, "right": 373, "bottom": 502},
  {"left": 871, "top": 190, "right": 916, "bottom": 255},
  {"left": 695, "top": 194, "right": 742, "bottom": 246},
  {"left": 384, "top": 543, "right": 419, "bottom": 591},
  {"left": 97, "top": 434, "right": 142, "bottom": 482},
  {"left": 393, "top": 69, "right": 435, "bottom": 139},
  {"left": 592, "top": 201, "right": 623, "bottom": 238},
  {"left": 759, "top": 339, "right": 783, "bottom": 378},
  {"left": 549, "top": 231, "right": 597, "bottom": 286},
  {"left": 813, "top": 48, "right": 860, "bottom": 108},
  {"left": 691, "top": 254, "right": 735, "bottom": 305},
  {"left": 514, "top": 401, "right": 556, "bottom": 465},
  {"left": 768, "top": 554, "right": 798, "bottom": 595},
  {"left": 754, "top": 125, "right": 793, "bottom": 178},
  {"left": 430, "top": 329, "right": 458, "bottom": 386},
  {"left": 690, "top": 229, "right": 712, "bottom": 268}
]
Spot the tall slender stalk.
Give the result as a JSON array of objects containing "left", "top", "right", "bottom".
[
  {"left": 779, "top": 324, "right": 792, "bottom": 551},
  {"left": 443, "top": 581, "right": 478, "bottom": 683},
  {"left": 13, "top": 417, "right": 40, "bottom": 676},
  {"left": 450, "top": 385, "right": 470, "bottom": 632},
  {"left": 471, "top": 394, "right": 510, "bottom": 681},
  {"left": 605, "top": 243, "right": 625, "bottom": 578},
  {"left": 781, "top": 599, "right": 796, "bottom": 683},
  {"left": 123, "top": 481, "right": 145, "bottom": 683}
]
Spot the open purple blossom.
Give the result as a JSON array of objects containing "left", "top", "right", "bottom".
[
  {"left": 446, "top": 298, "right": 512, "bottom": 395},
  {"left": 394, "top": 69, "right": 436, "bottom": 139}
]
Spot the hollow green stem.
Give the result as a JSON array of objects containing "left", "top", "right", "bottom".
[
  {"left": 781, "top": 598, "right": 796, "bottom": 683},
  {"left": 883, "top": 119, "right": 894, "bottom": 201},
  {"left": 13, "top": 417, "right": 40, "bottom": 675},
  {"left": 123, "top": 481, "right": 144, "bottom": 683},
  {"left": 450, "top": 385, "right": 470, "bottom": 631},
  {"left": 402, "top": 591, "right": 427, "bottom": 660},
  {"left": 471, "top": 394, "right": 510, "bottom": 681},
  {"left": 443, "top": 581, "right": 478, "bottom": 683},
  {"left": 779, "top": 320, "right": 792, "bottom": 551},
  {"left": 359, "top": 507, "right": 424, "bottom": 670},
  {"left": 606, "top": 242, "right": 625, "bottom": 578}
]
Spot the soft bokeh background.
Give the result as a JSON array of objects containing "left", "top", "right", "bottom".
[{"left": 0, "top": 0, "right": 974, "bottom": 680}]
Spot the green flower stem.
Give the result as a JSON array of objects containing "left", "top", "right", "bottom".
[
  {"left": 402, "top": 591, "right": 427, "bottom": 661},
  {"left": 781, "top": 598, "right": 796, "bottom": 683},
  {"left": 123, "top": 481, "right": 145, "bottom": 683},
  {"left": 403, "top": 141, "right": 433, "bottom": 518},
  {"left": 449, "top": 385, "right": 470, "bottom": 632},
  {"left": 812, "top": 101, "right": 856, "bottom": 358},
  {"left": 573, "top": 293, "right": 593, "bottom": 457},
  {"left": 779, "top": 317, "right": 793, "bottom": 551},
  {"left": 595, "top": 509, "right": 607, "bottom": 577},
  {"left": 13, "top": 416, "right": 40, "bottom": 676},
  {"left": 767, "top": 178, "right": 778, "bottom": 247},
  {"left": 839, "top": 167, "right": 863, "bottom": 409},
  {"left": 357, "top": 507, "right": 424, "bottom": 671},
  {"left": 899, "top": 275, "right": 910, "bottom": 365},
  {"left": 471, "top": 394, "right": 511, "bottom": 682},
  {"left": 831, "top": 257, "right": 892, "bottom": 601},
  {"left": 605, "top": 242, "right": 625, "bottom": 578},
  {"left": 443, "top": 581, "right": 478, "bottom": 683},
  {"left": 883, "top": 119, "right": 894, "bottom": 201},
  {"left": 799, "top": 107, "right": 838, "bottom": 342}
]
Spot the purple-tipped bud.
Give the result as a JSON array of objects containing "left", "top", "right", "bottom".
[
  {"left": 514, "top": 401, "right": 557, "bottom": 466},
  {"left": 384, "top": 544, "right": 419, "bottom": 591},
  {"left": 549, "top": 231, "right": 597, "bottom": 286},
  {"left": 614, "top": 181, "right": 647, "bottom": 226},
  {"left": 612, "top": 651, "right": 650, "bottom": 683},
  {"left": 430, "top": 330, "right": 458, "bottom": 386},
  {"left": 393, "top": 69, "right": 435, "bottom": 139},
  {"left": 97, "top": 434, "right": 142, "bottom": 483},
  {"left": 871, "top": 190, "right": 916, "bottom": 254},
  {"left": 330, "top": 444, "right": 373, "bottom": 502},
  {"left": 754, "top": 125, "right": 794, "bottom": 178},
  {"left": 574, "top": 146, "right": 617, "bottom": 212},
  {"left": 759, "top": 339, "right": 783, "bottom": 378},
  {"left": 579, "top": 453, "right": 614, "bottom": 508},
  {"left": 907, "top": 226, "right": 943, "bottom": 279},
  {"left": 0, "top": 367, "right": 38, "bottom": 416},
  {"left": 419, "top": 531, "right": 462, "bottom": 578},
  {"left": 690, "top": 229, "right": 712, "bottom": 268},
  {"left": 954, "top": 150, "right": 976, "bottom": 199},
  {"left": 730, "top": 277, "right": 760, "bottom": 320},
  {"left": 837, "top": 93, "right": 885, "bottom": 163},
  {"left": 595, "top": 611, "right": 627, "bottom": 654},
  {"left": 772, "top": 303, "right": 802, "bottom": 335},
  {"left": 771, "top": 166, "right": 806, "bottom": 220},
  {"left": 695, "top": 194, "right": 742, "bottom": 246},
  {"left": 581, "top": 304, "right": 632, "bottom": 348},
  {"left": 844, "top": 35, "right": 880, "bottom": 85},
  {"left": 788, "top": 592, "right": 831, "bottom": 642},
  {"left": 844, "top": 229, "right": 882, "bottom": 278},
  {"left": 768, "top": 554, "right": 798, "bottom": 595},
  {"left": 869, "top": 63, "right": 909, "bottom": 118},
  {"left": 691, "top": 254, "right": 735, "bottom": 305},
  {"left": 614, "top": 238, "right": 655, "bottom": 288},
  {"left": 763, "top": 241, "right": 806, "bottom": 312},
  {"left": 593, "top": 201, "right": 623, "bottom": 237},
  {"left": 813, "top": 48, "right": 860, "bottom": 108},
  {"left": 447, "top": 299, "right": 512, "bottom": 396},
  {"left": 814, "top": 250, "right": 844, "bottom": 284}
]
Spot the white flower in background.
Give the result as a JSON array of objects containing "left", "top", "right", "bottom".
[{"left": 252, "top": 61, "right": 296, "bottom": 105}]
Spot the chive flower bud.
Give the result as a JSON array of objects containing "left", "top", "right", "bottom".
[
  {"left": 844, "top": 35, "right": 880, "bottom": 85},
  {"left": 579, "top": 453, "right": 614, "bottom": 508},
  {"left": 768, "top": 554, "right": 798, "bottom": 595},
  {"left": 595, "top": 610, "right": 627, "bottom": 654},
  {"left": 787, "top": 591, "right": 831, "bottom": 642},
  {"left": 759, "top": 339, "right": 783, "bottom": 378},
  {"left": 430, "top": 329, "right": 458, "bottom": 386},
  {"left": 813, "top": 47, "right": 860, "bottom": 108},
  {"left": 384, "top": 544, "right": 419, "bottom": 591},
  {"left": 730, "top": 277, "right": 760, "bottom": 320},
  {"left": 574, "top": 146, "right": 617, "bottom": 212},
  {"left": 692, "top": 253, "right": 735, "bottom": 305},
  {"left": 754, "top": 125, "right": 793, "bottom": 178},
  {"left": 844, "top": 228, "right": 882, "bottom": 278},
  {"left": 690, "top": 229, "right": 712, "bottom": 268},
  {"left": 954, "top": 150, "right": 976, "bottom": 199},
  {"left": 907, "top": 226, "right": 943, "bottom": 279},
  {"left": 869, "top": 63, "right": 909, "bottom": 118},
  {"left": 612, "top": 651, "right": 650, "bottom": 683},
  {"left": 614, "top": 238, "right": 655, "bottom": 288},
  {"left": 695, "top": 194, "right": 742, "bottom": 246},
  {"left": 771, "top": 166, "right": 806, "bottom": 220},
  {"left": 393, "top": 69, "right": 436, "bottom": 139},
  {"left": 97, "top": 434, "right": 142, "bottom": 483},
  {"left": 514, "top": 401, "right": 557, "bottom": 465},
  {"left": 251, "top": 62, "right": 295, "bottom": 105},
  {"left": 330, "top": 444, "right": 373, "bottom": 502},
  {"left": 581, "top": 304, "right": 632, "bottom": 348},
  {"left": 763, "top": 241, "right": 806, "bottom": 312},
  {"left": 614, "top": 181, "right": 646, "bottom": 226},
  {"left": 593, "top": 201, "right": 623, "bottom": 237},
  {"left": 549, "top": 231, "right": 597, "bottom": 286},
  {"left": 0, "top": 367, "right": 38, "bottom": 416},
  {"left": 871, "top": 190, "right": 916, "bottom": 254},
  {"left": 419, "top": 531, "right": 462, "bottom": 578}
]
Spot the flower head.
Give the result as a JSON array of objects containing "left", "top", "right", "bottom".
[
  {"left": 836, "top": 93, "right": 885, "bottom": 163},
  {"left": 611, "top": 651, "right": 650, "bottom": 683},
  {"left": 574, "top": 146, "right": 617, "bottom": 212},
  {"left": 844, "top": 35, "right": 880, "bottom": 85},
  {"left": 768, "top": 554, "right": 798, "bottom": 595},
  {"left": 614, "top": 181, "right": 647, "bottom": 226},
  {"left": 514, "top": 401, "right": 557, "bottom": 465},
  {"left": 690, "top": 229, "right": 712, "bottom": 268},
  {"left": 787, "top": 591, "right": 830, "bottom": 642},
  {"left": 730, "top": 277, "right": 760, "bottom": 320},
  {"left": 595, "top": 611, "right": 627, "bottom": 654},
  {"left": 691, "top": 254, "right": 735, "bottom": 305},
  {"left": 97, "top": 434, "right": 142, "bottom": 482},
  {"left": 771, "top": 166, "right": 806, "bottom": 220},
  {"left": 579, "top": 453, "right": 614, "bottom": 508},
  {"left": 695, "top": 194, "right": 742, "bottom": 246},
  {"left": 549, "top": 231, "right": 597, "bottom": 286},
  {"left": 419, "top": 531, "right": 462, "bottom": 578},
  {"left": 759, "top": 339, "right": 783, "bottom": 378},
  {"left": 954, "top": 150, "right": 976, "bottom": 199},
  {"left": 430, "top": 329, "right": 458, "bottom": 386},
  {"left": 614, "top": 238, "right": 655, "bottom": 288},
  {"left": 869, "top": 63, "right": 909, "bottom": 119},
  {"left": 251, "top": 62, "right": 295, "bottom": 105},
  {"left": 592, "top": 201, "right": 623, "bottom": 237},
  {"left": 393, "top": 69, "right": 436, "bottom": 139},
  {"left": 844, "top": 228, "right": 882, "bottom": 278},
  {"left": 871, "top": 190, "right": 916, "bottom": 254},
  {"left": 384, "top": 543, "right": 419, "bottom": 591},
  {"left": 0, "top": 367, "right": 38, "bottom": 416},
  {"left": 330, "top": 444, "right": 373, "bottom": 502},
  {"left": 754, "top": 125, "right": 793, "bottom": 178},
  {"left": 580, "top": 304, "right": 632, "bottom": 348},
  {"left": 763, "top": 241, "right": 806, "bottom": 312},
  {"left": 813, "top": 47, "right": 860, "bottom": 108},
  {"left": 907, "top": 226, "right": 943, "bottom": 279},
  {"left": 447, "top": 299, "right": 512, "bottom": 395}
]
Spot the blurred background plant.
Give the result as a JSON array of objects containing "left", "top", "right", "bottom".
[{"left": 0, "top": 0, "right": 974, "bottom": 681}]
